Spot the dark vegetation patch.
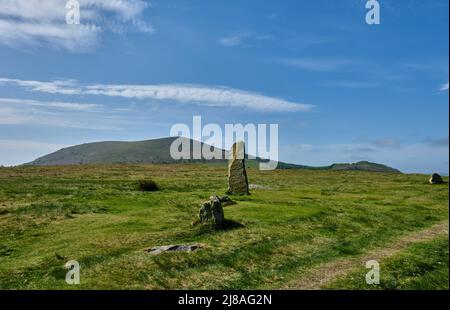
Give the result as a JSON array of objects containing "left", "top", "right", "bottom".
[
  {"left": 0, "top": 244, "right": 14, "bottom": 257},
  {"left": 11, "top": 202, "right": 108, "bottom": 218},
  {"left": 137, "top": 179, "right": 159, "bottom": 192}
]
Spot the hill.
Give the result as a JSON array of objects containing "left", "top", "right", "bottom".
[
  {"left": 327, "top": 161, "right": 401, "bottom": 173},
  {"left": 27, "top": 137, "right": 215, "bottom": 166},
  {"left": 26, "top": 137, "right": 400, "bottom": 173}
]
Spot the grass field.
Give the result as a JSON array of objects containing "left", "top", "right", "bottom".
[
  {"left": 325, "top": 235, "right": 449, "bottom": 290},
  {"left": 0, "top": 164, "right": 448, "bottom": 290}
]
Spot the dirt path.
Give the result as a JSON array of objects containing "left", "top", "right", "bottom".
[{"left": 285, "top": 221, "right": 449, "bottom": 290}]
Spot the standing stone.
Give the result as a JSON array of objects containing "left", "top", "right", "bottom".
[
  {"left": 429, "top": 173, "right": 444, "bottom": 184},
  {"left": 199, "top": 196, "right": 224, "bottom": 228},
  {"left": 226, "top": 141, "right": 250, "bottom": 195}
]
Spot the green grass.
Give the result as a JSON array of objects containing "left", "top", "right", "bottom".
[
  {"left": 0, "top": 164, "right": 448, "bottom": 289},
  {"left": 325, "top": 236, "right": 449, "bottom": 290}
]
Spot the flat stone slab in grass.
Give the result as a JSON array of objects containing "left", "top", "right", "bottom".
[{"left": 146, "top": 244, "right": 201, "bottom": 255}]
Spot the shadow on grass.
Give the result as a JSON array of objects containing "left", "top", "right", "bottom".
[
  {"left": 221, "top": 219, "right": 246, "bottom": 230},
  {"left": 191, "top": 219, "right": 246, "bottom": 237},
  {"left": 432, "top": 181, "right": 448, "bottom": 185}
]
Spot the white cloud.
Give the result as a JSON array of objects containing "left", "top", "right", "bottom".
[
  {"left": 327, "top": 81, "right": 379, "bottom": 88},
  {"left": 218, "top": 33, "right": 248, "bottom": 47},
  {"left": 0, "top": 78, "right": 81, "bottom": 95},
  {"left": 218, "top": 30, "right": 273, "bottom": 47},
  {"left": 0, "top": 97, "right": 101, "bottom": 111},
  {"left": 440, "top": 82, "right": 449, "bottom": 91},
  {"left": 0, "top": 107, "right": 118, "bottom": 129},
  {"left": 0, "top": 19, "right": 100, "bottom": 52},
  {"left": 274, "top": 58, "right": 355, "bottom": 72},
  {"left": 0, "top": 0, "right": 153, "bottom": 52},
  {"left": 84, "top": 84, "right": 312, "bottom": 112},
  {"left": 0, "top": 96, "right": 119, "bottom": 129},
  {"left": 0, "top": 107, "right": 36, "bottom": 125},
  {"left": 0, "top": 0, "right": 68, "bottom": 21},
  {"left": 0, "top": 77, "right": 313, "bottom": 112},
  {"left": 0, "top": 140, "right": 68, "bottom": 166}
]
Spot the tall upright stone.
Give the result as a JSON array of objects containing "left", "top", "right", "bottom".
[{"left": 226, "top": 141, "right": 250, "bottom": 195}]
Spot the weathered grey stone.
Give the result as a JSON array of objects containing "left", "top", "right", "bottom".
[
  {"left": 209, "top": 195, "right": 236, "bottom": 206},
  {"left": 429, "top": 173, "right": 444, "bottom": 184},
  {"left": 199, "top": 196, "right": 224, "bottom": 227},
  {"left": 146, "top": 244, "right": 201, "bottom": 255},
  {"left": 226, "top": 141, "right": 250, "bottom": 195}
]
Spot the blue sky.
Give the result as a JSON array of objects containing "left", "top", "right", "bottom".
[{"left": 0, "top": 0, "right": 448, "bottom": 173}]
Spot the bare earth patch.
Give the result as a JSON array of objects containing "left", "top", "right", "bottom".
[{"left": 285, "top": 221, "right": 449, "bottom": 290}]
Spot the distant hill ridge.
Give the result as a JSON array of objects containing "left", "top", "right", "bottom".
[{"left": 26, "top": 137, "right": 401, "bottom": 173}]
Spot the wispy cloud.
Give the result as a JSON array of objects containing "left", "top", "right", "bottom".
[
  {"left": 0, "top": 0, "right": 153, "bottom": 52},
  {"left": 326, "top": 81, "right": 379, "bottom": 88},
  {"left": 0, "top": 97, "right": 102, "bottom": 111},
  {"left": 0, "top": 77, "right": 313, "bottom": 112},
  {"left": 440, "top": 81, "right": 449, "bottom": 91},
  {"left": 0, "top": 96, "right": 120, "bottom": 129},
  {"left": 0, "top": 107, "right": 36, "bottom": 125},
  {"left": 83, "top": 83, "right": 311, "bottom": 112},
  {"left": 373, "top": 138, "right": 402, "bottom": 148},
  {"left": 425, "top": 136, "right": 449, "bottom": 147},
  {"left": 218, "top": 30, "right": 272, "bottom": 47},
  {"left": 0, "top": 106, "right": 119, "bottom": 129},
  {"left": 0, "top": 78, "right": 81, "bottom": 94},
  {"left": 0, "top": 19, "right": 101, "bottom": 51},
  {"left": 274, "top": 58, "right": 355, "bottom": 72}
]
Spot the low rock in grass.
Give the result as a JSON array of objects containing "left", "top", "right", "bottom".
[
  {"left": 137, "top": 179, "right": 159, "bottom": 192},
  {"left": 199, "top": 196, "right": 225, "bottom": 228},
  {"left": 146, "top": 244, "right": 201, "bottom": 255},
  {"left": 429, "top": 173, "right": 444, "bottom": 185}
]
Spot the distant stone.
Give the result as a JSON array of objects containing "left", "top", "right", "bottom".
[
  {"left": 199, "top": 196, "right": 225, "bottom": 227},
  {"left": 146, "top": 244, "right": 201, "bottom": 255},
  {"left": 249, "top": 184, "right": 271, "bottom": 190},
  {"left": 429, "top": 173, "right": 444, "bottom": 184},
  {"left": 226, "top": 141, "right": 250, "bottom": 195}
]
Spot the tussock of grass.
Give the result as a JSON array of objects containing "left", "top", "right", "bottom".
[{"left": 137, "top": 179, "right": 159, "bottom": 192}]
